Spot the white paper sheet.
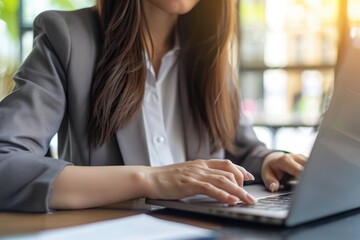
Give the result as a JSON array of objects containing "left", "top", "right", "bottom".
[{"left": 3, "top": 214, "right": 216, "bottom": 240}]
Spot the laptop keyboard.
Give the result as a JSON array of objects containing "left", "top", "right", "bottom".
[{"left": 235, "top": 193, "right": 293, "bottom": 211}]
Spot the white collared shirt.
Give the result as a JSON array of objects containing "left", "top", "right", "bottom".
[{"left": 142, "top": 41, "right": 186, "bottom": 166}]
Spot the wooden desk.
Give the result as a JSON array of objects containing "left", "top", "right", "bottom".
[
  {"left": 2, "top": 206, "right": 360, "bottom": 239},
  {"left": 0, "top": 207, "right": 221, "bottom": 238},
  {"left": 0, "top": 209, "right": 141, "bottom": 236}
]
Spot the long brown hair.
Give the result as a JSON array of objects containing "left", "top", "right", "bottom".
[{"left": 89, "top": 0, "right": 240, "bottom": 154}]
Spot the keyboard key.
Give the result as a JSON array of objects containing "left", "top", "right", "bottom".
[{"left": 235, "top": 193, "right": 292, "bottom": 211}]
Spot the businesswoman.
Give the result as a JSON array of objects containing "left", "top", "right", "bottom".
[{"left": 0, "top": 0, "right": 307, "bottom": 212}]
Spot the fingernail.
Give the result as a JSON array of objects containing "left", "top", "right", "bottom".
[
  {"left": 246, "top": 172, "right": 255, "bottom": 181},
  {"left": 246, "top": 193, "right": 257, "bottom": 204},
  {"left": 269, "top": 182, "right": 276, "bottom": 192}
]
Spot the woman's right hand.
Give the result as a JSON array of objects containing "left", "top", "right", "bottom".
[{"left": 141, "top": 159, "right": 257, "bottom": 205}]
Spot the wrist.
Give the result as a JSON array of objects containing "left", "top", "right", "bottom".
[{"left": 133, "top": 166, "right": 153, "bottom": 199}]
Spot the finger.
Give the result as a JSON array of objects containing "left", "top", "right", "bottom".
[
  {"left": 191, "top": 179, "right": 240, "bottom": 205},
  {"left": 202, "top": 174, "right": 257, "bottom": 205},
  {"left": 205, "top": 160, "right": 246, "bottom": 186},
  {"left": 186, "top": 162, "right": 240, "bottom": 186},
  {"left": 292, "top": 154, "right": 308, "bottom": 167},
  {"left": 205, "top": 169, "right": 238, "bottom": 186},
  {"left": 262, "top": 163, "right": 280, "bottom": 193},
  {"left": 194, "top": 177, "right": 256, "bottom": 204},
  {"left": 277, "top": 157, "right": 304, "bottom": 177},
  {"left": 236, "top": 165, "right": 255, "bottom": 181}
]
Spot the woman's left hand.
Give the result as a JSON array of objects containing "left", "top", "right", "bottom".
[{"left": 261, "top": 152, "right": 308, "bottom": 192}]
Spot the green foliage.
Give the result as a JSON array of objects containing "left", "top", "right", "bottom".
[
  {"left": 0, "top": 0, "right": 19, "bottom": 99},
  {"left": 50, "top": 0, "right": 74, "bottom": 10},
  {"left": 0, "top": 66, "right": 16, "bottom": 100},
  {"left": 0, "top": 0, "right": 95, "bottom": 98},
  {"left": 0, "top": 0, "right": 20, "bottom": 40}
]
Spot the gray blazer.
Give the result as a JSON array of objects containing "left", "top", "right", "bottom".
[{"left": 0, "top": 8, "right": 271, "bottom": 212}]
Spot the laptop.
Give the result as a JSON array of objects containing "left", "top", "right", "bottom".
[{"left": 146, "top": 34, "right": 360, "bottom": 227}]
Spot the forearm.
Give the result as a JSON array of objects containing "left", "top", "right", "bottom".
[
  {"left": 50, "top": 159, "right": 260, "bottom": 209},
  {"left": 49, "top": 165, "right": 148, "bottom": 210}
]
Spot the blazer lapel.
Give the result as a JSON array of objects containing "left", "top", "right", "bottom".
[{"left": 115, "top": 110, "right": 151, "bottom": 166}]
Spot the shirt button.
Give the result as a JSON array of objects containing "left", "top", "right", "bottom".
[{"left": 155, "top": 136, "right": 165, "bottom": 144}]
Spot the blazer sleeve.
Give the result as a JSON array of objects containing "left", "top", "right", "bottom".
[
  {"left": 226, "top": 112, "right": 272, "bottom": 184},
  {"left": 0, "top": 11, "right": 73, "bottom": 212}
]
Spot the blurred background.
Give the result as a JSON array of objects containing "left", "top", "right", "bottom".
[{"left": 0, "top": 0, "right": 359, "bottom": 157}]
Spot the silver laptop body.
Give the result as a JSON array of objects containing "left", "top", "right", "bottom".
[{"left": 147, "top": 35, "right": 360, "bottom": 227}]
